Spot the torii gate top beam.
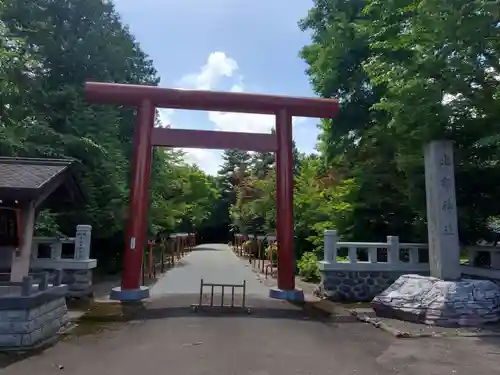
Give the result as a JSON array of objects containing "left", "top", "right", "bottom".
[{"left": 84, "top": 82, "right": 339, "bottom": 118}]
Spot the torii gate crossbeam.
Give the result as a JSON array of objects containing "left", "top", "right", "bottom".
[{"left": 85, "top": 82, "right": 339, "bottom": 301}]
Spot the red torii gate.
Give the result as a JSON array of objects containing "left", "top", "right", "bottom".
[{"left": 85, "top": 82, "right": 339, "bottom": 301}]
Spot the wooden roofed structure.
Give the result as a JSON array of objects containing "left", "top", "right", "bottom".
[{"left": 0, "top": 157, "right": 86, "bottom": 281}]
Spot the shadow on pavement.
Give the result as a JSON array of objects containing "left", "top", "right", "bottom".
[
  {"left": 0, "top": 352, "right": 35, "bottom": 370},
  {"left": 135, "top": 305, "right": 334, "bottom": 322},
  {"left": 476, "top": 332, "right": 500, "bottom": 353},
  {"left": 191, "top": 246, "right": 229, "bottom": 252},
  {"left": 80, "top": 295, "right": 359, "bottom": 324},
  {"left": 162, "top": 259, "right": 189, "bottom": 268}
]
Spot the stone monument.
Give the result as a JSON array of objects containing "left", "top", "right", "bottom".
[{"left": 372, "top": 140, "right": 500, "bottom": 327}]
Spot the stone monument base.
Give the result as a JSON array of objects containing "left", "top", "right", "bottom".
[
  {"left": 109, "top": 286, "right": 150, "bottom": 301},
  {"left": 372, "top": 274, "right": 500, "bottom": 327},
  {"left": 269, "top": 287, "right": 304, "bottom": 302}
]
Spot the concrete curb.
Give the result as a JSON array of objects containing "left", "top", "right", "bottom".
[{"left": 349, "top": 310, "right": 500, "bottom": 338}]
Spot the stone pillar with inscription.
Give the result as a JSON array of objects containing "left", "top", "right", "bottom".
[
  {"left": 74, "top": 225, "right": 92, "bottom": 260},
  {"left": 424, "top": 140, "right": 461, "bottom": 280},
  {"left": 68, "top": 225, "right": 94, "bottom": 298}
]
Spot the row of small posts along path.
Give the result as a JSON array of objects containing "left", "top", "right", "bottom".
[
  {"left": 140, "top": 232, "right": 196, "bottom": 283},
  {"left": 234, "top": 234, "right": 279, "bottom": 279}
]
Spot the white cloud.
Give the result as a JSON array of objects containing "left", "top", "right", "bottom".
[
  {"left": 182, "top": 148, "right": 223, "bottom": 176},
  {"left": 164, "top": 51, "right": 312, "bottom": 174},
  {"left": 178, "top": 52, "right": 239, "bottom": 90},
  {"left": 178, "top": 52, "right": 307, "bottom": 134},
  {"left": 157, "top": 108, "right": 173, "bottom": 127}
]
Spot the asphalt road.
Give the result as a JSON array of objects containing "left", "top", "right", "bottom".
[
  {"left": 150, "top": 243, "right": 269, "bottom": 296},
  {"left": 2, "top": 244, "right": 500, "bottom": 375}
]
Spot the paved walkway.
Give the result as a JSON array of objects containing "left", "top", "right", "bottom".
[
  {"left": 150, "top": 243, "right": 269, "bottom": 297},
  {"left": 2, "top": 244, "right": 500, "bottom": 374}
]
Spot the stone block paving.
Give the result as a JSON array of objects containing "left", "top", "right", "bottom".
[{"left": 2, "top": 244, "right": 500, "bottom": 374}]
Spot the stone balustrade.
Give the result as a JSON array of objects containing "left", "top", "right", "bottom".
[
  {"left": 30, "top": 225, "right": 97, "bottom": 298},
  {"left": 318, "top": 230, "right": 430, "bottom": 301},
  {"left": 318, "top": 229, "right": 500, "bottom": 301},
  {"left": 320, "top": 230, "right": 429, "bottom": 272},
  {"left": 461, "top": 245, "right": 500, "bottom": 280}
]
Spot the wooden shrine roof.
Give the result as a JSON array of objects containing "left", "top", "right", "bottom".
[{"left": 0, "top": 157, "right": 86, "bottom": 209}]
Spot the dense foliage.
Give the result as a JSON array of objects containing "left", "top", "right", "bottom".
[
  {"left": 0, "top": 0, "right": 218, "bottom": 270},
  {"left": 224, "top": 0, "right": 500, "bottom": 276},
  {"left": 298, "top": 0, "right": 500, "bottom": 245}
]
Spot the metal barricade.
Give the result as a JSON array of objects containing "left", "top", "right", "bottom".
[{"left": 191, "top": 279, "right": 251, "bottom": 314}]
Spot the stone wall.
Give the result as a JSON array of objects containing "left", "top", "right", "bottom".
[
  {"left": 0, "top": 291, "right": 68, "bottom": 349},
  {"left": 462, "top": 273, "right": 500, "bottom": 287},
  {"left": 319, "top": 270, "right": 430, "bottom": 302},
  {"left": 319, "top": 270, "right": 500, "bottom": 302}
]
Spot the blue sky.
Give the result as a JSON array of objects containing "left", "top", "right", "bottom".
[{"left": 113, "top": 0, "right": 319, "bottom": 175}]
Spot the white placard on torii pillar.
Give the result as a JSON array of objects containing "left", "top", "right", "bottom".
[{"left": 424, "top": 140, "right": 461, "bottom": 280}]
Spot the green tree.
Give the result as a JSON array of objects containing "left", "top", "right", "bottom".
[
  {"left": 217, "top": 149, "right": 251, "bottom": 233},
  {"left": 0, "top": 0, "right": 223, "bottom": 270},
  {"left": 362, "top": 0, "right": 500, "bottom": 243},
  {"left": 299, "top": 0, "right": 500, "bottom": 245},
  {"left": 299, "top": 0, "right": 416, "bottom": 241}
]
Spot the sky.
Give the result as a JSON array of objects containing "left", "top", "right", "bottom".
[{"left": 112, "top": 0, "right": 319, "bottom": 175}]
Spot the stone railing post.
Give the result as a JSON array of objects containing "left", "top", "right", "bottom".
[
  {"left": 490, "top": 251, "right": 500, "bottom": 269},
  {"left": 324, "top": 230, "right": 337, "bottom": 263},
  {"left": 38, "top": 272, "right": 49, "bottom": 291},
  {"left": 368, "top": 246, "right": 378, "bottom": 263},
  {"left": 21, "top": 276, "right": 33, "bottom": 296},
  {"left": 467, "top": 248, "right": 477, "bottom": 267},
  {"left": 53, "top": 269, "right": 63, "bottom": 286},
  {"left": 408, "top": 246, "right": 420, "bottom": 264},
  {"left": 387, "top": 236, "right": 399, "bottom": 264},
  {"left": 31, "top": 241, "right": 39, "bottom": 261},
  {"left": 50, "top": 242, "right": 62, "bottom": 260}
]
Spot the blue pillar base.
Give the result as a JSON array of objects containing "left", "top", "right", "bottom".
[
  {"left": 269, "top": 287, "right": 304, "bottom": 302},
  {"left": 109, "top": 286, "right": 150, "bottom": 301}
]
